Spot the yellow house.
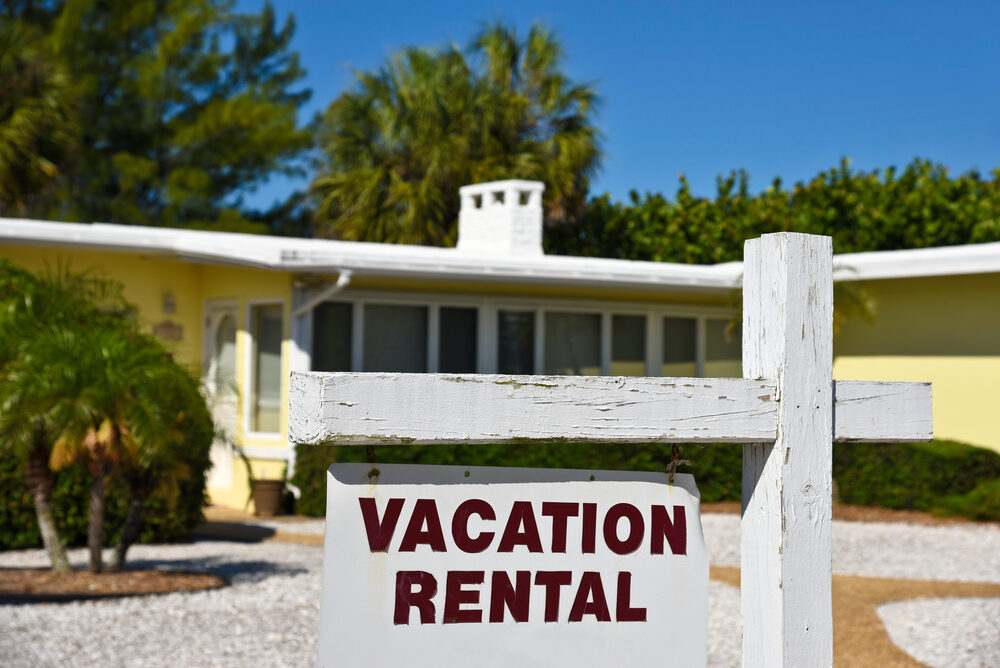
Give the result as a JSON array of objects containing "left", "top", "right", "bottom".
[{"left": 1, "top": 180, "right": 998, "bottom": 508}]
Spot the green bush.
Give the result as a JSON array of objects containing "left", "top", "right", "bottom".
[
  {"left": 292, "top": 439, "right": 1000, "bottom": 521},
  {"left": 291, "top": 441, "right": 742, "bottom": 517},
  {"left": 0, "top": 453, "right": 207, "bottom": 550},
  {"left": 833, "top": 440, "right": 1000, "bottom": 514}
]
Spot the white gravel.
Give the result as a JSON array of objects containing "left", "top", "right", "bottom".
[
  {"left": 878, "top": 597, "right": 1000, "bottom": 668},
  {"left": 703, "top": 513, "right": 1000, "bottom": 583},
  {"left": 1, "top": 514, "right": 998, "bottom": 667}
]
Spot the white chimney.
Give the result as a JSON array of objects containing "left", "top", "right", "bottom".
[{"left": 456, "top": 180, "right": 545, "bottom": 256}]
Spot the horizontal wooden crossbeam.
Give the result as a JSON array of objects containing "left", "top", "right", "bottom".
[{"left": 289, "top": 372, "right": 931, "bottom": 446}]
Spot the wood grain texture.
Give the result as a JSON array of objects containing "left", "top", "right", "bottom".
[
  {"left": 288, "top": 372, "right": 779, "bottom": 445},
  {"left": 833, "top": 380, "right": 932, "bottom": 442},
  {"left": 741, "top": 233, "right": 834, "bottom": 668}
]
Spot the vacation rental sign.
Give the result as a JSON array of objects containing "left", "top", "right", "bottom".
[{"left": 317, "top": 463, "right": 708, "bottom": 667}]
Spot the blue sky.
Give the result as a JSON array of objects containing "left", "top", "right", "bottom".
[{"left": 237, "top": 0, "right": 1000, "bottom": 210}]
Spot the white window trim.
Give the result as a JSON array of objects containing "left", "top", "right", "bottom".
[
  {"left": 307, "top": 288, "right": 739, "bottom": 378},
  {"left": 244, "top": 298, "right": 286, "bottom": 440}
]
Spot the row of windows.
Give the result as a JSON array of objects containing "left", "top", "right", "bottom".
[
  {"left": 245, "top": 299, "right": 743, "bottom": 435},
  {"left": 310, "top": 301, "right": 742, "bottom": 378}
]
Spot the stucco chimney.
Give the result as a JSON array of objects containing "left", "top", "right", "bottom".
[{"left": 457, "top": 180, "right": 545, "bottom": 256}]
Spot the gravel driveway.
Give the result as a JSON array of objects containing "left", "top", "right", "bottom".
[{"left": 2, "top": 514, "right": 998, "bottom": 667}]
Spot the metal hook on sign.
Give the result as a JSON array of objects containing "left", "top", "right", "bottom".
[{"left": 668, "top": 444, "right": 691, "bottom": 484}]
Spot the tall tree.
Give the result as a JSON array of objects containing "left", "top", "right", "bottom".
[
  {"left": 9, "top": 0, "right": 311, "bottom": 229},
  {"left": 0, "top": 19, "right": 76, "bottom": 216},
  {"left": 549, "top": 159, "right": 1000, "bottom": 262},
  {"left": 312, "top": 21, "right": 601, "bottom": 245}
]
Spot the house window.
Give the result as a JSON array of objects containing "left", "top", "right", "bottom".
[
  {"left": 611, "top": 314, "right": 646, "bottom": 376},
  {"left": 363, "top": 304, "right": 427, "bottom": 372},
  {"left": 545, "top": 312, "right": 601, "bottom": 375},
  {"left": 662, "top": 316, "right": 697, "bottom": 376},
  {"left": 705, "top": 318, "right": 741, "bottom": 378},
  {"left": 312, "top": 301, "right": 352, "bottom": 372},
  {"left": 498, "top": 310, "right": 535, "bottom": 374},
  {"left": 306, "top": 293, "right": 736, "bottom": 380},
  {"left": 250, "top": 303, "right": 283, "bottom": 433},
  {"left": 439, "top": 307, "right": 477, "bottom": 373}
]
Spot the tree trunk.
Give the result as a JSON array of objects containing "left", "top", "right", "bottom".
[
  {"left": 108, "top": 495, "right": 144, "bottom": 572},
  {"left": 87, "top": 462, "right": 106, "bottom": 573},
  {"left": 25, "top": 440, "right": 70, "bottom": 572}
]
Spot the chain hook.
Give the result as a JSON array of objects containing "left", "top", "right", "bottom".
[{"left": 668, "top": 443, "right": 691, "bottom": 484}]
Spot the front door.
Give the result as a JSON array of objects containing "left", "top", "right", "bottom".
[{"left": 203, "top": 300, "right": 238, "bottom": 489}]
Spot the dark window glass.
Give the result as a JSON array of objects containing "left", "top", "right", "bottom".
[
  {"left": 363, "top": 304, "right": 427, "bottom": 372},
  {"left": 705, "top": 318, "right": 741, "bottom": 378},
  {"left": 611, "top": 314, "right": 646, "bottom": 376},
  {"left": 498, "top": 310, "right": 535, "bottom": 374},
  {"left": 250, "top": 304, "right": 283, "bottom": 433},
  {"left": 439, "top": 307, "right": 478, "bottom": 373},
  {"left": 312, "top": 302, "right": 352, "bottom": 372},
  {"left": 662, "top": 316, "right": 697, "bottom": 376},
  {"left": 545, "top": 312, "right": 601, "bottom": 375}
]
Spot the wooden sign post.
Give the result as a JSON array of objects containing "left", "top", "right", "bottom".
[{"left": 290, "top": 233, "right": 933, "bottom": 667}]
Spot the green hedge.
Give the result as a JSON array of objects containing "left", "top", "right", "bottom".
[
  {"left": 291, "top": 439, "right": 1000, "bottom": 521},
  {"left": 0, "top": 452, "right": 207, "bottom": 550}
]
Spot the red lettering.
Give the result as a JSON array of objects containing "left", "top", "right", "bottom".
[
  {"left": 604, "top": 503, "right": 644, "bottom": 555},
  {"left": 394, "top": 571, "right": 437, "bottom": 624},
  {"left": 541, "top": 502, "right": 578, "bottom": 553},
  {"left": 443, "top": 571, "right": 484, "bottom": 624},
  {"left": 358, "top": 497, "right": 404, "bottom": 552},
  {"left": 581, "top": 503, "right": 597, "bottom": 553},
  {"left": 534, "top": 571, "right": 572, "bottom": 622},
  {"left": 568, "top": 572, "right": 611, "bottom": 622},
  {"left": 650, "top": 504, "right": 687, "bottom": 555},
  {"left": 616, "top": 572, "right": 646, "bottom": 622},
  {"left": 452, "top": 499, "right": 495, "bottom": 553},
  {"left": 399, "top": 499, "right": 447, "bottom": 552},
  {"left": 489, "top": 571, "right": 530, "bottom": 623},
  {"left": 497, "top": 501, "right": 543, "bottom": 553}
]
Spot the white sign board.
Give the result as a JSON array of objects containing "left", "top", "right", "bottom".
[{"left": 318, "top": 463, "right": 708, "bottom": 667}]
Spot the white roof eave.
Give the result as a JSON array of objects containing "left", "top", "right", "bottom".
[{"left": 1, "top": 218, "right": 998, "bottom": 292}]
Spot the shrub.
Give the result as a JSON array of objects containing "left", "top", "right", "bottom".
[
  {"left": 292, "top": 441, "right": 742, "bottom": 517},
  {"left": 291, "top": 439, "right": 1000, "bottom": 521},
  {"left": 0, "top": 456, "right": 206, "bottom": 549}
]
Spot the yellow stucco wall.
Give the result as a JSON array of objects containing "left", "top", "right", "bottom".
[
  {"left": 834, "top": 273, "right": 1000, "bottom": 452},
  {"left": 1, "top": 245, "right": 206, "bottom": 368},
  {"left": 350, "top": 275, "right": 737, "bottom": 307}
]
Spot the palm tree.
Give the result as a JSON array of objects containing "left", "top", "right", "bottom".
[
  {"left": 0, "top": 20, "right": 76, "bottom": 216},
  {"left": 27, "top": 318, "right": 213, "bottom": 573},
  {"left": 108, "top": 344, "right": 213, "bottom": 571},
  {"left": 312, "top": 21, "right": 601, "bottom": 245},
  {"left": 0, "top": 261, "right": 129, "bottom": 571}
]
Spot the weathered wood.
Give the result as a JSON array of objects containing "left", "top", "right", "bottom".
[
  {"left": 741, "top": 233, "right": 834, "bottom": 668},
  {"left": 833, "top": 380, "right": 932, "bottom": 442},
  {"left": 289, "top": 373, "right": 931, "bottom": 447},
  {"left": 289, "top": 372, "right": 779, "bottom": 445},
  {"left": 287, "top": 230, "right": 935, "bottom": 668}
]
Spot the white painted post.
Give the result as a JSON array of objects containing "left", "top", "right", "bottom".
[
  {"left": 742, "top": 233, "right": 834, "bottom": 667},
  {"left": 288, "top": 231, "right": 933, "bottom": 668}
]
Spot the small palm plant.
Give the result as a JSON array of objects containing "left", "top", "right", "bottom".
[
  {"left": 41, "top": 324, "right": 211, "bottom": 573},
  {"left": 108, "top": 343, "right": 213, "bottom": 571},
  {"left": 0, "top": 259, "right": 211, "bottom": 573},
  {"left": 0, "top": 261, "right": 128, "bottom": 571}
]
